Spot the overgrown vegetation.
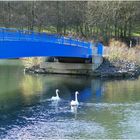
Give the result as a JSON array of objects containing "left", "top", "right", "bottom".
[
  {"left": 107, "top": 39, "right": 140, "bottom": 64},
  {"left": 21, "top": 57, "right": 45, "bottom": 68}
]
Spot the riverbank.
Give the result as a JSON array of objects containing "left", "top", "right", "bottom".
[
  {"left": 24, "top": 58, "right": 140, "bottom": 79},
  {"left": 93, "top": 58, "right": 140, "bottom": 78},
  {"left": 23, "top": 39, "right": 140, "bottom": 78}
]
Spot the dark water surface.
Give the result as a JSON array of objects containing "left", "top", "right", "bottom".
[{"left": 0, "top": 60, "right": 140, "bottom": 139}]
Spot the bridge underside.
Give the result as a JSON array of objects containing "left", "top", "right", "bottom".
[{"left": 0, "top": 41, "right": 92, "bottom": 59}]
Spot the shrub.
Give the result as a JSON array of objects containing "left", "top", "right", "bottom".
[
  {"left": 107, "top": 39, "right": 139, "bottom": 64},
  {"left": 21, "top": 57, "right": 45, "bottom": 68}
]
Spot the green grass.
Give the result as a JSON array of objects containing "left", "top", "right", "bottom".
[
  {"left": 132, "top": 33, "right": 140, "bottom": 37},
  {"left": 132, "top": 25, "right": 140, "bottom": 37}
]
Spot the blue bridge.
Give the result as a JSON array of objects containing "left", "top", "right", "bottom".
[{"left": 0, "top": 28, "right": 103, "bottom": 59}]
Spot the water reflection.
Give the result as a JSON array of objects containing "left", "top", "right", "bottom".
[
  {"left": 50, "top": 100, "right": 61, "bottom": 113},
  {"left": 20, "top": 75, "right": 44, "bottom": 105},
  {"left": 1, "top": 60, "right": 140, "bottom": 139},
  {"left": 71, "top": 106, "right": 78, "bottom": 119},
  {"left": 40, "top": 75, "right": 103, "bottom": 103}
]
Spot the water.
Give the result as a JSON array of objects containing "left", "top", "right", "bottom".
[{"left": 0, "top": 60, "right": 140, "bottom": 139}]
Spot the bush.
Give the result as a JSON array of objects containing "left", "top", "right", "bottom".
[
  {"left": 21, "top": 57, "right": 45, "bottom": 68},
  {"left": 107, "top": 39, "right": 139, "bottom": 64}
]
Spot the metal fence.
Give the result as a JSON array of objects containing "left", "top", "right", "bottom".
[
  {"left": 0, "top": 27, "right": 91, "bottom": 48},
  {"left": 0, "top": 27, "right": 104, "bottom": 58}
]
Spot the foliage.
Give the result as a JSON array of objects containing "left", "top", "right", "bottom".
[
  {"left": 21, "top": 57, "right": 45, "bottom": 68},
  {"left": 0, "top": 1, "right": 139, "bottom": 42}
]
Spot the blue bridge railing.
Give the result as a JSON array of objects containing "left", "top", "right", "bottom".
[
  {"left": 0, "top": 27, "right": 103, "bottom": 59},
  {"left": 0, "top": 27, "right": 91, "bottom": 48}
]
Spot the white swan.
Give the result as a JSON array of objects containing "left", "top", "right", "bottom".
[
  {"left": 51, "top": 89, "right": 61, "bottom": 101},
  {"left": 70, "top": 91, "right": 79, "bottom": 106}
]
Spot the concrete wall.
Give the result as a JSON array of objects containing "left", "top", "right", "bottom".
[
  {"left": 92, "top": 55, "right": 103, "bottom": 70},
  {"left": 40, "top": 62, "right": 93, "bottom": 75},
  {"left": 40, "top": 54, "right": 103, "bottom": 75},
  {"left": 39, "top": 46, "right": 103, "bottom": 75}
]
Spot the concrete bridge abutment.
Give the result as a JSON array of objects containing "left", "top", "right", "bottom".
[{"left": 40, "top": 46, "right": 103, "bottom": 75}]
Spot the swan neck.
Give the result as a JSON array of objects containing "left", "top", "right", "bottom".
[
  {"left": 56, "top": 91, "right": 59, "bottom": 97},
  {"left": 75, "top": 93, "right": 78, "bottom": 102}
]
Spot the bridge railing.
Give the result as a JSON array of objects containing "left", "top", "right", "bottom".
[{"left": 0, "top": 27, "right": 91, "bottom": 48}]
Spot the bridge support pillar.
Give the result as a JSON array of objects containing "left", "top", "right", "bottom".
[
  {"left": 91, "top": 45, "right": 103, "bottom": 71},
  {"left": 92, "top": 55, "right": 103, "bottom": 71}
]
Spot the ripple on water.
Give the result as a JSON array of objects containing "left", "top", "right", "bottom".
[
  {"left": 2, "top": 100, "right": 140, "bottom": 139},
  {"left": 117, "top": 106, "right": 140, "bottom": 139},
  {"left": 0, "top": 99, "right": 108, "bottom": 139},
  {"left": 1, "top": 60, "right": 140, "bottom": 139},
  {"left": 4, "top": 120, "right": 106, "bottom": 139},
  {"left": 83, "top": 102, "right": 140, "bottom": 108}
]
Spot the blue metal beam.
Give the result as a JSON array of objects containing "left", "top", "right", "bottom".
[
  {"left": 0, "top": 28, "right": 104, "bottom": 59},
  {"left": 0, "top": 40, "right": 92, "bottom": 59}
]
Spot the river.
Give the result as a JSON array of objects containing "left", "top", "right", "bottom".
[{"left": 0, "top": 60, "right": 140, "bottom": 139}]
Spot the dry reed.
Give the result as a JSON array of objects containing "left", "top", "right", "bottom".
[{"left": 107, "top": 39, "right": 140, "bottom": 64}]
